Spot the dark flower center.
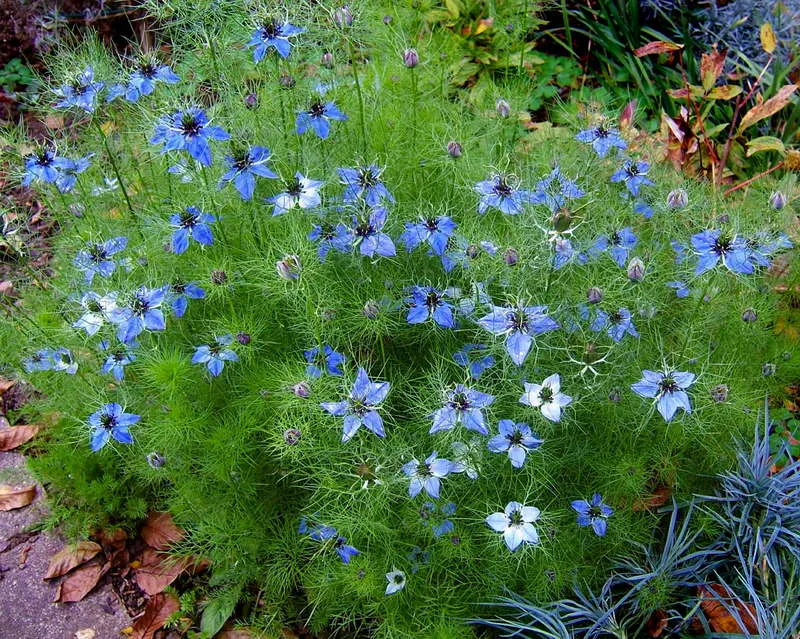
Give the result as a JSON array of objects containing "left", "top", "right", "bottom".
[
  {"left": 493, "top": 176, "right": 513, "bottom": 197},
  {"left": 89, "top": 244, "right": 108, "bottom": 262},
  {"left": 539, "top": 387, "right": 553, "bottom": 402},
  {"left": 425, "top": 290, "right": 441, "bottom": 309},
  {"left": 112, "top": 351, "right": 127, "bottom": 362},
  {"left": 232, "top": 151, "right": 251, "bottom": 171},
  {"left": 100, "top": 413, "right": 116, "bottom": 429},
  {"left": 71, "top": 81, "right": 88, "bottom": 95},
  {"left": 355, "top": 222, "right": 373, "bottom": 238},
  {"left": 508, "top": 431, "right": 524, "bottom": 446},
  {"left": 180, "top": 114, "right": 202, "bottom": 137},
  {"left": 424, "top": 217, "right": 439, "bottom": 232},
  {"left": 35, "top": 151, "right": 53, "bottom": 166},
  {"left": 308, "top": 101, "right": 326, "bottom": 117},
  {"left": 31, "top": 354, "right": 43, "bottom": 363},
  {"left": 351, "top": 399, "right": 368, "bottom": 416},
  {"left": 588, "top": 505, "right": 602, "bottom": 519},
  {"left": 286, "top": 177, "right": 303, "bottom": 196},
  {"left": 87, "top": 300, "right": 103, "bottom": 313},
  {"left": 507, "top": 311, "right": 528, "bottom": 332},
  {"left": 713, "top": 237, "right": 732, "bottom": 256},
  {"left": 261, "top": 22, "right": 281, "bottom": 38},
  {"left": 509, "top": 510, "right": 523, "bottom": 525},
  {"left": 171, "top": 281, "right": 186, "bottom": 294},
  {"left": 451, "top": 392, "right": 471, "bottom": 411},
  {"left": 132, "top": 296, "right": 150, "bottom": 315},
  {"left": 179, "top": 209, "right": 199, "bottom": 228},
  {"left": 610, "top": 311, "right": 623, "bottom": 324},
  {"left": 596, "top": 126, "right": 609, "bottom": 138},
  {"left": 209, "top": 344, "right": 222, "bottom": 356},
  {"left": 393, "top": 574, "right": 404, "bottom": 584},
  {"left": 626, "top": 164, "right": 640, "bottom": 177},
  {"left": 139, "top": 63, "right": 157, "bottom": 78},
  {"left": 318, "top": 222, "right": 335, "bottom": 240},
  {"left": 658, "top": 376, "right": 678, "bottom": 393},
  {"left": 610, "top": 232, "right": 621, "bottom": 245},
  {"left": 358, "top": 168, "right": 378, "bottom": 188}
]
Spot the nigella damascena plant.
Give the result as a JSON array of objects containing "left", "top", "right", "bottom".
[
  {"left": 477, "top": 303, "right": 559, "bottom": 366},
  {"left": 192, "top": 334, "right": 239, "bottom": 377},
  {"left": 339, "top": 164, "right": 395, "bottom": 206},
  {"left": 218, "top": 145, "right": 277, "bottom": 200},
  {"left": 320, "top": 367, "right": 390, "bottom": 442},
  {"left": 575, "top": 123, "right": 627, "bottom": 158},
  {"left": 402, "top": 451, "right": 454, "bottom": 498},
  {"left": 475, "top": 173, "right": 536, "bottom": 215},
  {"left": 406, "top": 286, "right": 455, "bottom": 328},
  {"left": 486, "top": 501, "right": 541, "bottom": 551},
  {"left": 268, "top": 172, "right": 324, "bottom": 216},
  {"left": 151, "top": 107, "right": 230, "bottom": 166},
  {"left": 106, "top": 59, "right": 179, "bottom": 103},
  {"left": 88, "top": 403, "right": 140, "bottom": 452},
  {"left": 169, "top": 207, "right": 216, "bottom": 254},
  {"left": 74, "top": 237, "right": 128, "bottom": 284},
  {"left": 54, "top": 66, "right": 104, "bottom": 112},
  {"left": 296, "top": 98, "right": 347, "bottom": 139},
  {"left": 631, "top": 369, "right": 695, "bottom": 422},
  {"left": 520, "top": 374, "right": 572, "bottom": 423},
  {"left": 247, "top": 19, "right": 305, "bottom": 61},
  {"left": 276, "top": 255, "right": 302, "bottom": 281},
  {"left": 430, "top": 385, "right": 495, "bottom": 435}
]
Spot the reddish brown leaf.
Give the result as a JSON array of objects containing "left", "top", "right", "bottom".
[
  {"left": 130, "top": 592, "right": 180, "bottom": 639},
  {"left": 141, "top": 511, "right": 184, "bottom": 550},
  {"left": 737, "top": 84, "right": 799, "bottom": 134},
  {"left": 218, "top": 629, "right": 259, "bottom": 639},
  {"left": 620, "top": 100, "right": 637, "bottom": 129},
  {"left": 0, "top": 484, "right": 36, "bottom": 511},
  {"left": 44, "top": 541, "right": 102, "bottom": 579},
  {"left": 634, "top": 41, "right": 683, "bottom": 57},
  {"left": 134, "top": 548, "right": 193, "bottom": 595},
  {"left": 95, "top": 527, "right": 128, "bottom": 552},
  {"left": 645, "top": 609, "right": 669, "bottom": 637},
  {"left": 0, "top": 424, "right": 40, "bottom": 451},
  {"left": 701, "top": 49, "right": 726, "bottom": 91},
  {"left": 632, "top": 486, "right": 672, "bottom": 512},
  {"left": 698, "top": 583, "right": 758, "bottom": 634},
  {"left": 0, "top": 377, "right": 16, "bottom": 395},
  {"left": 55, "top": 560, "right": 109, "bottom": 603}
]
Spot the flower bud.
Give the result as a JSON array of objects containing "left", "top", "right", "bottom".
[
  {"left": 553, "top": 208, "right": 573, "bottom": 232},
  {"left": 769, "top": 191, "right": 787, "bottom": 210},
  {"left": 279, "top": 72, "right": 295, "bottom": 89},
  {"left": 236, "top": 331, "right": 251, "bottom": 345},
  {"left": 276, "top": 255, "right": 301, "bottom": 280},
  {"left": 711, "top": 384, "right": 729, "bottom": 403},
  {"left": 403, "top": 48, "right": 419, "bottom": 68},
  {"left": 466, "top": 244, "right": 480, "bottom": 259},
  {"left": 211, "top": 269, "right": 227, "bottom": 285},
  {"left": 447, "top": 140, "right": 462, "bottom": 158},
  {"left": 587, "top": 287, "right": 603, "bottom": 304},
  {"left": 666, "top": 188, "right": 688, "bottom": 209},
  {"left": 741, "top": 308, "right": 758, "bottom": 323},
  {"left": 503, "top": 247, "right": 519, "bottom": 266},
  {"left": 495, "top": 98, "right": 511, "bottom": 118},
  {"left": 627, "top": 257, "right": 645, "bottom": 282},
  {"left": 383, "top": 15, "right": 392, "bottom": 24},
  {"left": 363, "top": 300, "right": 380, "bottom": 319},
  {"left": 333, "top": 5, "right": 353, "bottom": 27},
  {"left": 283, "top": 428, "right": 302, "bottom": 445},
  {"left": 292, "top": 382, "right": 310, "bottom": 398},
  {"left": 146, "top": 452, "right": 166, "bottom": 469},
  {"left": 321, "top": 52, "right": 334, "bottom": 68},
  {"left": 608, "top": 389, "right": 621, "bottom": 403},
  {"left": 762, "top": 363, "right": 776, "bottom": 377},
  {"left": 243, "top": 92, "right": 258, "bottom": 109},
  {"left": 321, "top": 308, "right": 337, "bottom": 322}
]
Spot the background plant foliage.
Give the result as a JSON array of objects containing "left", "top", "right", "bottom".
[{"left": 1, "top": 0, "right": 798, "bottom": 637}]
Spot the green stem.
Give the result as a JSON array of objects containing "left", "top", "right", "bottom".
[
  {"left": 93, "top": 120, "right": 139, "bottom": 236},
  {"left": 348, "top": 40, "right": 368, "bottom": 157},
  {"left": 201, "top": 165, "right": 228, "bottom": 246},
  {"left": 679, "top": 276, "right": 714, "bottom": 357}
]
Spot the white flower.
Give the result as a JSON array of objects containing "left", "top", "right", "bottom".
[
  {"left": 520, "top": 373, "right": 572, "bottom": 422},
  {"left": 486, "top": 501, "right": 541, "bottom": 551},
  {"left": 385, "top": 568, "right": 406, "bottom": 595},
  {"left": 269, "top": 172, "right": 324, "bottom": 215},
  {"left": 72, "top": 291, "right": 117, "bottom": 336}
]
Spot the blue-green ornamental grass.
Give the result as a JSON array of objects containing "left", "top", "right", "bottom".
[{"left": 1, "top": 1, "right": 798, "bottom": 636}]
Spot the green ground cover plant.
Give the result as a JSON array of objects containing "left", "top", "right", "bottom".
[{"left": 1, "top": 1, "right": 798, "bottom": 636}]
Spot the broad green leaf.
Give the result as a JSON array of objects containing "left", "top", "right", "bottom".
[{"left": 746, "top": 136, "right": 786, "bottom": 157}]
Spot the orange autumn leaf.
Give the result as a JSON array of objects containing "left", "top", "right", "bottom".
[
  {"left": 141, "top": 511, "right": 185, "bottom": 550},
  {"left": 0, "top": 424, "right": 40, "bottom": 451},
  {"left": 131, "top": 592, "right": 180, "bottom": 639},
  {"left": 698, "top": 583, "right": 758, "bottom": 634},
  {"left": 134, "top": 548, "right": 193, "bottom": 595}
]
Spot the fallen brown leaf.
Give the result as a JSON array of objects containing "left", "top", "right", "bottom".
[
  {"left": 140, "top": 512, "right": 184, "bottom": 550},
  {"left": 0, "top": 484, "right": 36, "bottom": 510},
  {"left": 645, "top": 609, "right": 669, "bottom": 637},
  {"left": 698, "top": 583, "right": 758, "bottom": 634},
  {"left": 130, "top": 592, "right": 180, "bottom": 639},
  {"left": 632, "top": 486, "right": 672, "bottom": 512},
  {"left": 0, "top": 377, "right": 16, "bottom": 395},
  {"left": 134, "top": 548, "right": 193, "bottom": 595},
  {"left": 55, "top": 560, "right": 109, "bottom": 603},
  {"left": 18, "top": 543, "right": 32, "bottom": 568},
  {"left": 0, "top": 424, "right": 40, "bottom": 451},
  {"left": 45, "top": 541, "right": 103, "bottom": 579},
  {"left": 218, "top": 628, "right": 258, "bottom": 638}
]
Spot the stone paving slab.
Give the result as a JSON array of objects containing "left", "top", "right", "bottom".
[{"left": 0, "top": 451, "right": 131, "bottom": 639}]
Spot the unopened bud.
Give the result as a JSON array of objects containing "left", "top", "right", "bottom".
[
  {"left": 447, "top": 140, "right": 462, "bottom": 158},
  {"left": 276, "top": 255, "right": 301, "bottom": 280},
  {"left": 608, "top": 389, "right": 621, "bottom": 403},
  {"left": 711, "top": 384, "right": 729, "bottom": 403},
  {"left": 403, "top": 48, "right": 419, "bottom": 68},
  {"left": 667, "top": 188, "right": 688, "bottom": 209},
  {"left": 292, "top": 382, "right": 310, "bottom": 398},
  {"left": 211, "top": 269, "right": 227, "bottom": 285},
  {"left": 333, "top": 5, "right": 353, "bottom": 27},
  {"left": 587, "top": 287, "right": 603, "bottom": 304},
  {"left": 741, "top": 308, "right": 758, "bottom": 323},
  {"left": 466, "top": 244, "right": 479, "bottom": 259},
  {"left": 146, "top": 452, "right": 166, "bottom": 468},
  {"left": 321, "top": 52, "right": 334, "bottom": 68},
  {"left": 283, "top": 428, "right": 302, "bottom": 445},
  {"left": 243, "top": 92, "right": 258, "bottom": 109},
  {"left": 762, "top": 363, "right": 776, "bottom": 377},
  {"left": 627, "top": 257, "right": 645, "bottom": 282},
  {"left": 496, "top": 98, "right": 511, "bottom": 118},
  {"left": 279, "top": 72, "right": 295, "bottom": 89},
  {"left": 503, "top": 247, "right": 519, "bottom": 266},
  {"left": 769, "top": 191, "right": 787, "bottom": 210},
  {"left": 236, "top": 331, "right": 251, "bottom": 345},
  {"left": 363, "top": 300, "right": 380, "bottom": 319}
]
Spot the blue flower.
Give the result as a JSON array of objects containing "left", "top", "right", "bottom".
[
  {"left": 400, "top": 215, "right": 457, "bottom": 256},
  {"left": 351, "top": 206, "right": 396, "bottom": 257},
  {"left": 296, "top": 100, "right": 347, "bottom": 139},
  {"left": 107, "top": 61, "right": 179, "bottom": 102},
  {"left": 54, "top": 67, "right": 104, "bottom": 112},
  {"left": 320, "top": 367, "right": 390, "bottom": 442},
  {"left": 552, "top": 236, "right": 586, "bottom": 270},
  {"left": 308, "top": 221, "right": 353, "bottom": 260},
  {"left": 589, "top": 227, "right": 638, "bottom": 267},
  {"left": 268, "top": 173, "right": 324, "bottom": 215},
  {"left": 691, "top": 229, "right": 753, "bottom": 275},
  {"left": 23, "top": 349, "right": 55, "bottom": 372},
  {"left": 338, "top": 165, "right": 395, "bottom": 206},
  {"left": 109, "top": 285, "right": 167, "bottom": 344},
  {"left": 746, "top": 232, "right": 793, "bottom": 268},
  {"left": 486, "top": 502, "right": 541, "bottom": 551},
  {"left": 477, "top": 304, "right": 559, "bottom": 366},
  {"left": 304, "top": 345, "right": 346, "bottom": 378},
  {"left": 300, "top": 522, "right": 360, "bottom": 563},
  {"left": 55, "top": 155, "right": 93, "bottom": 193},
  {"left": 170, "top": 206, "right": 215, "bottom": 254},
  {"left": 151, "top": 107, "right": 230, "bottom": 166},
  {"left": 631, "top": 369, "right": 695, "bottom": 422},
  {"left": 487, "top": 420, "right": 542, "bottom": 468},
  {"left": 407, "top": 546, "right": 430, "bottom": 573},
  {"left": 74, "top": 237, "right": 128, "bottom": 284},
  {"left": 72, "top": 291, "right": 117, "bottom": 336},
  {"left": 575, "top": 125, "right": 627, "bottom": 158},
  {"left": 420, "top": 501, "right": 457, "bottom": 537},
  {"left": 633, "top": 199, "right": 654, "bottom": 218},
  {"left": 192, "top": 334, "right": 239, "bottom": 377},
  {"left": 248, "top": 20, "right": 305, "bottom": 60},
  {"left": 671, "top": 240, "right": 688, "bottom": 264},
  {"left": 453, "top": 344, "right": 495, "bottom": 379},
  {"left": 610, "top": 160, "right": 655, "bottom": 196},
  {"left": 590, "top": 308, "right": 639, "bottom": 342},
  {"left": 219, "top": 146, "right": 277, "bottom": 200},
  {"left": 100, "top": 341, "right": 137, "bottom": 382},
  {"left": 402, "top": 452, "right": 454, "bottom": 498},
  {"left": 50, "top": 347, "right": 78, "bottom": 374},
  {"left": 406, "top": 286, "right": 455, "bottom": 328},
  {"left": 429, "top": 384, "right": 495, "bottom": 435},
  {"left": 88, "top": 402, "right": 140, "bottom": 452},
  {"left": 571, "top": 493, "right": 613, "bottom": 536},
  {"left": 533, "top": 166, "right": 584, "bottom": 212},
  {"left": 475, "top": 173, "right": 537, "bottom": 215},
  {"left": 667, "top": 281, "right": 690, "bottom": 298},
  {"left": 168, "top": 281, "right": 205, "bottom": 318},
  {"left": 22, "top": 149, "right": 64, "bottom": 187}
]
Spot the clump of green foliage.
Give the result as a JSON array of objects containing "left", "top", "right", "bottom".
[{"left": 0, "top": 1, "right": 797, "bottom": 637}]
